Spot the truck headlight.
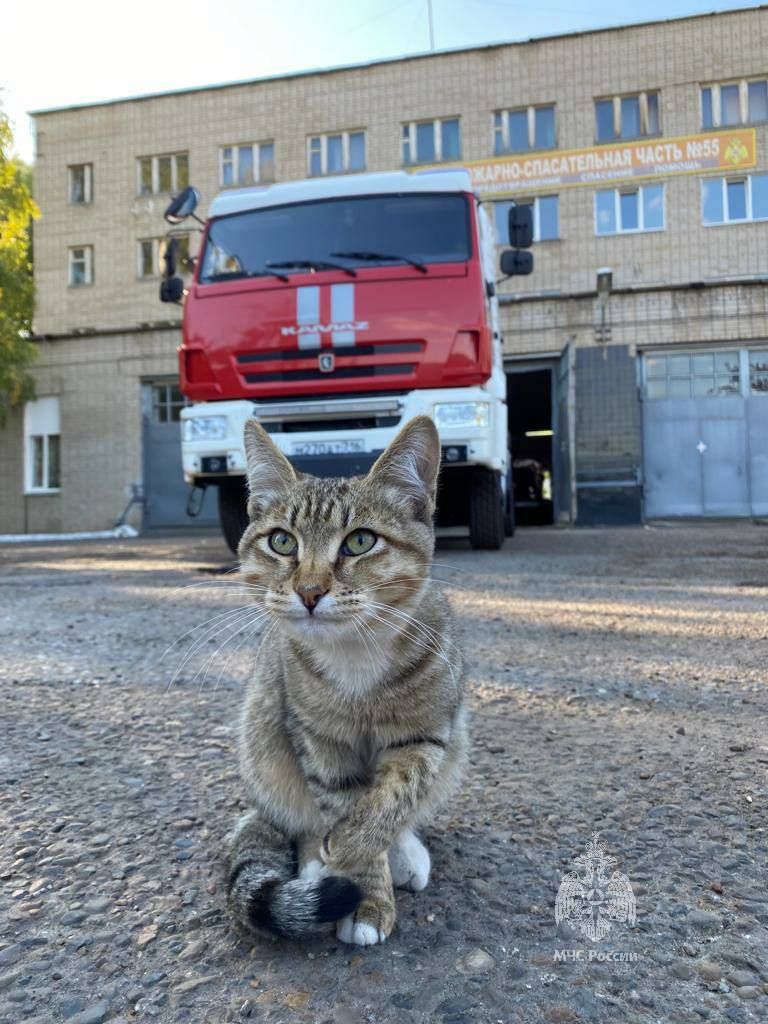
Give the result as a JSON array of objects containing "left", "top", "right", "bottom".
[
  {"left": 182, "top": 415, "right": 229, "bottom": 442},
  {"left": 432, "top": 402, "right": 490, "bottom": 430}
]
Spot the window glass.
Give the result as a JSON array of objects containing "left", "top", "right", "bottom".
[
  {"left": 534, "top": 106, "right": 555, "bottom": 149},
  {"left": 441, "top": 119, "right": 460, "bottom": 160},
  {"left": 595, "top": 100, "right": 614, "bottom": 141},
  {"left": 508, "top": 110, "right": 529, "bottom": 151},
  {"left": 669, "top": 377, "right": 690, "bottom": 399},
  {"left": 139, "top": 240, "right": 154, "bottom": 277},
  {"left": 401, "top": 125, "right": 411, "bottom": 165},
  {"left": 646, "top": 356, "right": 666, "bottom": 378},
  {"left": 595, "top": 190, "right": 615, "bottom": 234},
  {"left": 48, "top": 435, "right": 61, "bottom": 489},
  {"left": 726, "top": 179, "right": 747, "bottom": 220},
  {"left": 721, "top": 84, "right": 740, "bottom": 125},
  {"left": 70, "top": 165, "right": 88, "bottom": 203},
  {"left": 415, "top": 122, "right": 435, "bottom": 163},
  {"left": 751, "top": 173, "right": 768, "bottom": 219},
  {"left": 309, "top": 138, "right": 322, "bottom": 176},
  {"left": 493, "top": 112, "right": 504, "bottom": 155},
  {"left": 748, "top": 80, "right": 768, "bottom": 122},
  {"left": 750, "top": 350, "right": 768, "bottom": 393},
  {"left": 157, "top": 156, "right": 172, "bottom": 193},
  {"left": 70, "top": 249, "right": 87, "bottom": 285},
  {"left": 692, "top": 375, "right": 715, "bottom": 398},
  {"left": 619, "top": 190, "right": 639, "bottom": 230},
  {"left": 176, "top": 154, "right": 189, "bottom": 190},
  {"left": 493, "top": 200, "right": 512, "bottom": 244},
  {"left": 643, "top": 185, "right": 664, "bottom": 230},
  {"left": 669, "top": 355, "right": 690, "bottom": 376},
  {"left": 238, "top": 146, "right": 254, "bottom": 185},
  {"left": 701, "top": 87, "right": 714, "bottom": 129},
  {"left": 693, "top": 354, "right": 713, "bottom": 375},
  {"left": 260, "top": 143, "right": 275, "bottom": 181},
  {"left": 702, "top": 178, "right": 723, "bottom": 224},
  {"left": 326, "top": 135, "right": 343, "bottom": 173},
  {"left": 646, "top": 92, "right": 660, "bottom": 135},
  {"left": 715, "top": 352, "right": 738, "bottom": 374},
  {"left": 139, "top": 158, "right": 153, "bottom": 195},
  {"left": 620, "top": 96, "right": 640, "bottom": 138},
  {"left": 32, "top": 436, "right": 44, "bottom": 488},
  {"left": 349, "top": 132, "right": 366, "bottom": 170},
  {"left": 538, "top": 195, "right": 559, "bottom": 240},
  {"left": 646, "top": 379, "right": 667, "bottom": 400},
  {"left": 221, "top": 148, "right": 234, "bottom": 186}
]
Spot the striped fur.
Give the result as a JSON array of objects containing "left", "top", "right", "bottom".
[{"left": 227, "top": 417, "right": 468, "bottom": 945}]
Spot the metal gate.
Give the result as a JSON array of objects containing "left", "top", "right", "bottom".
[
  {"left": 554, "top": 343, "right": 574, "bottom": 523},
  {"left": 642, "top": 347, "right": 768, "bottom": 517},
  {"left": 141, "top": 381, "right": 219, "bottom": 528}
]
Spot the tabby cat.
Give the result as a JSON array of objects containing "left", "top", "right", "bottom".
[{"left": 226, "top": 415, "right": 468, "bottom": 946}]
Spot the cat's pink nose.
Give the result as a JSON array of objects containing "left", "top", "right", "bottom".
[{"left": 295, "top": 584, "right": 329, "bottom": 613}]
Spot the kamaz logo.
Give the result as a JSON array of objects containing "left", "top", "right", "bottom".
[{"left": 281, "top": 321, "right": 369, "bottom": 336}]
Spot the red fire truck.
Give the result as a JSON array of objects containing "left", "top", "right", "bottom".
[{"left": 161, "top": 170, "right": 532, "bottom": 552}]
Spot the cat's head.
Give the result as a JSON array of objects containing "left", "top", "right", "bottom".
[{"left": 237, "top": 416, "right": 440, "bottom": 640}]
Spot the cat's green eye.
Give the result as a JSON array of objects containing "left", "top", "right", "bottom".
[
  {"left": 268, "top": 530, "right": 298, "bottom": 556},
  {"left": 341, "top": 529, "right": 377, "bottom": 557}
]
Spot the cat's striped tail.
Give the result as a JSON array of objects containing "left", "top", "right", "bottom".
[{"left": 227, "top": 813, "right": 361, "bottom": 939}]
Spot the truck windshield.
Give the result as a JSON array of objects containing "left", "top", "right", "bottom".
[{"left": 200, "top": 193, "right": 470, "bottom": 283}]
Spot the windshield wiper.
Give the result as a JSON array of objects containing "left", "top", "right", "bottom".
[
  {"left": 266, "top": 259, "right": 357, "bottom": 278},
  {"left": 331, "top": 250, "right": 428, "bottom": 273},
  {"left": 207, "top": 267, "right": 290, "bottom": 283}
]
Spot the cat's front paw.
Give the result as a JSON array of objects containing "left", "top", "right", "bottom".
[
  {"left": 336, "top": 895, "right": 396, "bottom": 946},
  {"left": 388, "top": 829, "right": 431, "bottom": 892}
]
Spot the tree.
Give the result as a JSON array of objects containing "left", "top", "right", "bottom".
[{"left": 0, "top": 103, "right": 39, "bottom": 426}]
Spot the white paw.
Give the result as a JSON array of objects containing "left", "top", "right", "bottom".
[
  {"left": 298, "top": 858, "right": 326, "bottom": 881},
  {"left": 388, "top": 829, "right": 431, "bottom": 892},
  {"left": 336, "top": 915, "right": 387, "bottom": 946}
]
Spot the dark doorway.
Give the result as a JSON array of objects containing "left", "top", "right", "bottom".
[{"left": 506, "top": 367, "right": 554, "bottom": 524}]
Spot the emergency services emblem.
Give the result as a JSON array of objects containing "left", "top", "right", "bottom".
[
  {"left": 318, "top": 352, "right": 335, "bottom": 373},
  {"left": 555, "top": 832, "right": 636, "bottom": 942}
]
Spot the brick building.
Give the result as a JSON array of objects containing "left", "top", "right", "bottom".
[{"left": 1, "top": 6, "right": 767, "bottom": 533}]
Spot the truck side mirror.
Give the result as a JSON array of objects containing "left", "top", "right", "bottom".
[
  {"left": 164, "top": 186, "right": 201, "bottom": 225},
  {"left": 163, "top": 237, "right": 179, "bottom": 278},
  {"left": 508, "top": 204, "right": 533, "bottom": 249},
  {"left": 500, "top": 250, "right": 533, "bottom": 277},
  {"left": 160, "top": 277, "right": 185, "bottom": 303}
]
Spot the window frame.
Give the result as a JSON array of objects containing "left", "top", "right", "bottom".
[
  {"left": 401, "top": 117, "right": 461, "bottom": 165},
  {"left": 643, "top": 348, "right": 742, "bottom": 401},
  {"left": 306, "top": 130, "right": 366, "bottom": 176},
  {"left": 151, "top": 383, "right": 189, "bottom": 424},
  {"left": 68, "top": 245, "right": 93, "bottom": 286},
  {"left": 68, "top": 163, "right": 93, "bottom": 204},
  {"left": 594, "top": 184, "right": 666, "bottom": 236},
  {"left": 24, "top": 397, "right": 61, "bottom": 494},
  {"left": 136, "top": 152, "right": 189, "bottom": 197},
  {"left": 594, "top": 91, "right": 661, "bottom": 143},
  {"left": 219, "top": 141, "right": 275, "bottom": 187},
  {"left": 701, "top": 173, "right": 768, "bottom": 226},
  {"left": 137, "top": 235, "right": 191, "bottom": 280},
  {"left": 700, "top": 78, "right": 768, "bottom": 129},
  {"left": 493, "top": 196, "right": 560, "bottom": 243},
  {"left": 492, "top": 104, "right": 556, "bottom": 154}
]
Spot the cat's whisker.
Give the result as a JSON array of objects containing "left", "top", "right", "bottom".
[
  {"left": 191, "top": 609, "right": 271, "bottom": 692},
  {"left": 176, "top": 579, "right": 270, "bottom": 593},
  {"left": 168, "top": 605, "right": 267, "bottom": 691},
  {"left": 212, "top": 614, "right": 277, "bottom": 694},
  {"left": 362, "top": 607, "right": 459, "bottom": 687},
  {"left": 365, "top": 600, "right": 462, "bottom": 655},
  {"left": 161, "top": 602, "right": 262, "bottom": 661}
]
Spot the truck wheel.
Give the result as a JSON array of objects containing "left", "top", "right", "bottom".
[
  {"left": 469, "top": 468, "right": 506, "bottom": 550},
  {"left": 218, "top": 478, "right": 249, "bottom": 555}
]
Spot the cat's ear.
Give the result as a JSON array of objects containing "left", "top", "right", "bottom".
[
  {"left": 367, "top": 415, "right": 440, "bottom": 520},
  {"left": 243, "top": 419, "right": 296, "bottom": 518}
]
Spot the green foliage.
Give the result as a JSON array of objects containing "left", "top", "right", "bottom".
[{"left": 0, "top": 105, "right": 39, "bottom": 426}]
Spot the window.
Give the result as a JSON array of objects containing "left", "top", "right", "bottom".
[
  {"left": 701, "top": 79, "right": 768, "bottom": 129},
  {"left": 494, "top": 196, "right": 559, "bottom": 242},
  {"left": 493, "top": 105, "right": 555, "bottom": 154},
  {"left": 595, "top": 92, "right": 660, "bottom": 142},
  {"left": 401, "top": 118, "right": 461, "bottom": 164},
  {"left": 750, "top": 350, "right": 768, "bottom": 394},
  {"left": 68, "top": 164, "right": 92, "bottom": 204},
  {"left": 68, "top": 245, "right": 93, "bottom": 285},
  {"left": 151, "top": 383, "right": 188, "bottom": 423},
  {"left": 220, "top": 142, "right": 275, "bottom": 186},
  {"left": 24, "top": 397, "right": 61, "bottom": 493},
  {"left": 138, "top": 236, "right": 191, "bottom": 279},
  {"left": 307, "top": 131, "right": 366, "bottom": 176},
  {"left": 595, "top": 184, "right": 664, "bottom": 235},
  {"left": 645, "top": 350, "right": 740, "bottom": 400},
  {"left": 137, "top": 153, "right": 189, "bottom": 196},
  {"left": 702, "top": 173, "right": 768, "bottom": 225}
]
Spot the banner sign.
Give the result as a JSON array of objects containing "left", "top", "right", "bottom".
[{"left": 440, "top": 129, "right": 757, "bottom": 197}]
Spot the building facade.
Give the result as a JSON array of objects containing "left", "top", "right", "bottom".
[{"left": 1, "top": 6, "right": 767, "bottom": 533}]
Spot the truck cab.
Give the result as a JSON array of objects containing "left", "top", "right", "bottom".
[{"left": 162, "top": 170, "right": 532, "bottom": 551}]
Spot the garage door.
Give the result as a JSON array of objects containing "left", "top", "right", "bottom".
[
  {"left": 642, "top": 347, "right": 768, "bottom": 518},
  {"left": 142, "top": 381, "right": 220, "bottom": 528}
]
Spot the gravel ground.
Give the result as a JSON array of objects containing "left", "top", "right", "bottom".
[{"left": 1, "top": 523, "right": 767, "bottom": 1024}]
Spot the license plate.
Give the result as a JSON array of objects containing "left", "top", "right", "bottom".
[{"left": 290, "top": 439, "right": 365, "bottom": 456}]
